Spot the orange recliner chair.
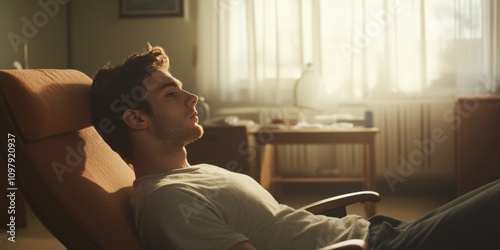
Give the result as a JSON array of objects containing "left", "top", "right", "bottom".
[{"left": 0, "top": 69, "right": 379, "bottom": 250}]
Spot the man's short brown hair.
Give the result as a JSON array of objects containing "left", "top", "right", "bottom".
[{"left": 89, "top": 45, "right": 169, "bottom": 163}]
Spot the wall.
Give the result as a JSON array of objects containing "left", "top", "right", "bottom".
[
  {"left": 69, "top": 0, "right": 197, "bottom": 92},
  {"left": 0, "top": 0, "right": 68, "bottom": 69},
  {"left": 496, "top": 0, "right": 500, "bottom": 87},
  {"left": 1, "top": 0, "right": 197, "bottom": 93}
]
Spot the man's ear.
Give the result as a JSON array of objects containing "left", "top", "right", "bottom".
[{"left": 123, "top": 109, "right": 148, "bottom": 130}]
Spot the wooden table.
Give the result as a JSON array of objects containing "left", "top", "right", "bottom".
[{"left": 250, "top": 127, "right": 379, "bottom": 217}]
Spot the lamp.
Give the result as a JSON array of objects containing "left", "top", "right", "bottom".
[{"left": 294, "top": 63, "right": 325, "bottom": 113}]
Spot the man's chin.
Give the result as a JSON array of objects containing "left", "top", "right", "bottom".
[
  {"left": 196, "top": 123, "right": 204, "bottom": 137},
  {"left": 186, "top": 125, "right": 204, "bottom": 145}
]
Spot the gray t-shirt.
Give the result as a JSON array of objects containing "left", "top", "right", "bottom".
[{"left": 130, "top": 164, "right": 370, "bottom": 250}]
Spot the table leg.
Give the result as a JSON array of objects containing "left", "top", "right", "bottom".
[
  {"left": 259, "top": 144, "right": 281, "bottom": 199},
  {"left": 363, "top": 142, "right": 376, "bottom": 217}
]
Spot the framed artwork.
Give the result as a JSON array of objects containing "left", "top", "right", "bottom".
[{"left": 120, "top": 0, "right": 184, "bottom": 18}]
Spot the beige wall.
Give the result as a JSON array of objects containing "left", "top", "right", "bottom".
[
  {"left": 0, "top": 0, "right": 68, "bottom": 69},
  {"left": 0, "top": 0, "right": 197, "bottom": 92},
  {"left": 496, "top": 1, "right": 500, "bottom": 84},
  {"left": 69, "top": 0, "right": 197, "bottom": 92}
]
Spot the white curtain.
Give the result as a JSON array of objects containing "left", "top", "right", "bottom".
[{"left": 196, "top": 0, "right": 498, "bottom": 111}]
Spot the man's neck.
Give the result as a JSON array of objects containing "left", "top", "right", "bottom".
[{"left": 132, "top": 146, "right": 190, "bottom": 179}]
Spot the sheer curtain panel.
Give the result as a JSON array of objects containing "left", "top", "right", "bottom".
[{"left": 196, "top": 0, "right": 498, "bottom": 110}]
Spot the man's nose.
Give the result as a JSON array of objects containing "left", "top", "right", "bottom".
[{"left": 188, "top": 92, "right": 198, "bottom": 107}]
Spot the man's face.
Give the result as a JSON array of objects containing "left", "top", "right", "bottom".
[{"left": 143, "top": 69, "right": 203, "bottom": 149}]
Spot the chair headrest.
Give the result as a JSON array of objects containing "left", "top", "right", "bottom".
[{"left": 0, "top": 69, "right": 92, "bottom": 142}]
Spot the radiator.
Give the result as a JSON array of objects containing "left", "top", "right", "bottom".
[{"left": 276, "top": 99, "right": 456, "bottom": 179}]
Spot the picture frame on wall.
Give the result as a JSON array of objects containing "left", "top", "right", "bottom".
[{"left": 120, "top": 0, "right": 184, "bottom": 18}]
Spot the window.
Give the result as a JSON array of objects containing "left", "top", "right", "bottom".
[{"left": 197, "top": 0, "right": 498, "bottom": 109}]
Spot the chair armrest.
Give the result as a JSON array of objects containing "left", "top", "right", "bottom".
[
  {"left": 300, "top": 191, "right": 381, "bottom": 215},
  {"left": 301, "top": 192, "right": 378, "bottom": 250},
  {"left": 317, "top": 239, "right": 368, "bottom": 250}
]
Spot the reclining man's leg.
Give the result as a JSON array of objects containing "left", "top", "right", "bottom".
[{"left": 369, "top": 179, "right": 500, "bottom": 250}]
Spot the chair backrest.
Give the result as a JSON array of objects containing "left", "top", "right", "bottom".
[{"left": 0, "top": 69, "right": 143, "bottom": 249}]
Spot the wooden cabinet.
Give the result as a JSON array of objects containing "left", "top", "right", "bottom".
[
  {"left": 186, "top": 125, "right": 254, "bottom": 178},
  {"left": 456, "top": 95, "right": 500, "bottom": 195}
]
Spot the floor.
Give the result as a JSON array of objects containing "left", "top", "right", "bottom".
[
  {"left": 0, "top": 204, "right": 66, "bottom": 250},
  {"left": 0, "top": 180, "right": 456, "bottom": 250}
]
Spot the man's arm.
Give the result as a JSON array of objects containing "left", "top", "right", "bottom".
[{"left": 229, "top": 241, "right": 257, "bottom": 250}]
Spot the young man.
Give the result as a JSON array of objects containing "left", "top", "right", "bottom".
[{"left": 90, "top": 45, "right": 500, "bottom": 250}]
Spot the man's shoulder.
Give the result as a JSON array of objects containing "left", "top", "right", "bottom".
[
  {"left": 131, "top": 164, "right": 236, "bottom": 205},
  {"left": 133, "top": 175, "right": 196, "bottom": 197}
]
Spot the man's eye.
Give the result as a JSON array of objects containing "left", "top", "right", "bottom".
[{"left": 165, "top": 92, "right": 176, "bottom": 97}]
